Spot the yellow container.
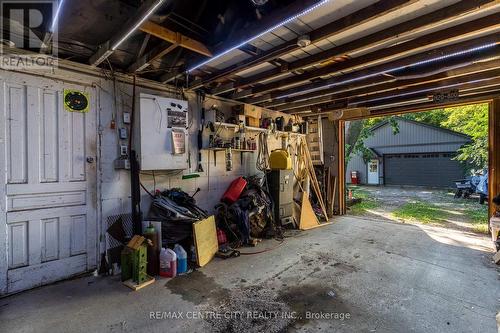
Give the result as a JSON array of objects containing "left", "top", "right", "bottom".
[{"left": 269, "top": 149, "right": 292, "bottom": 170}]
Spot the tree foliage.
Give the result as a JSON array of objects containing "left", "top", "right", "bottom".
[{"left": 347, "top": 103, "right": 488, "bottom": 173}]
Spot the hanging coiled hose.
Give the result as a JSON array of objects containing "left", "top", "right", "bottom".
[{"left": 256, "top": 132, "right": 270, "bottom": 172}]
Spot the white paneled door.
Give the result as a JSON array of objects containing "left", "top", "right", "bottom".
[
  {"left": 0, "top": 72, "right": 97, "bottom": 295},
  {"left": 368, "top": 159, "right": 379, "bottom": 185}
]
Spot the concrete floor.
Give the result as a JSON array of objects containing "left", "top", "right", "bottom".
[{"left": 1, "top": 216, "right": 499, "bottom": 333}]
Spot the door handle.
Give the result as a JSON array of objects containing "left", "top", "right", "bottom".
[{"left": 86, "top": 157, "right": 95, "bottom": 163}]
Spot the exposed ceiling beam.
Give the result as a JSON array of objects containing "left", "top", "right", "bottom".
[
  {"left": 128, "top": 42, "right": 178, "bottom": 73},
  {"left": 366, "top": 90, "right": 500, "bottom": 116},
  {"left": 162, "top": 1, "right": 325, "bottom": 86},
  {"left": 289, "top": 74, "right": 500, "bottom": 114},
  {"left": 139, "top": 20, "right": 212, "bottom": 57},
  {"left": 189, "top": 0, "right": 418, "bottom": 89},
  {"left": 232, "top": 15, "right": 500, "bottom": 99},
  {"left": 351, "top": 72, "right": 500, "bottom": 107},
  {"left": 210, "top": 0, "right": 321, "bottom": 53},
  {"left": 211, "top": 0, "right": 500, "bottom": 95},
  {"left": 241, "top": 33, "right": 500, "bottom": 104},
  {"left": 160, "top": 68, "right": 186, "bottom": 84},
  {"left": 298, "top": 88, "right": 500, "bottom": 118},
  {"left": 89, "top": 0, "right": 168, "bottom": 67},
  {"left": 273, "top": 59, "right": 500, "bottom": 112},
  {"left": 137, "top": 34, "right": 151, "bottom": 58}
]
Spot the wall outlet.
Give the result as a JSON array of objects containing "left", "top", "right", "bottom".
[
  {"left": 123, "top": 112, "right": 131, "bottom": 124},
  {"left": 114, "top": 159, "right": 130, "bottom": 169},
  {"left": 120, "top": 145, "right": 128, "bottom": 156},
  {"left": 119, "top": 128, "right": 128, "bottom": 139}
]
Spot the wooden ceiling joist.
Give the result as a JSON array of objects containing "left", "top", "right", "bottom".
[
  {"left": 189, "top": 0, "right": 418, "bottom": 89},
  {"left": 139, "top": 21, "right": 212, "bottom": 57},
  {"left": 242, "top": 33, "right": 500, "bottom": 105},
  {"left": 365, "top": 91, "right": 500, "bottom": 118},
  {"left": 298, "top": 88, "right": 500, "bottom": 119},
  {"left": 89, "top": 0, "right": 167, "bottom": 67},
  {"left": 352, "top": 74, "right": 500, "bottom": 107},
  {"left": 272, "top": 59, "right": 500, "bottom": 111},
  {"left": 231, "top": 14, "right": 500, "bottom": 100},
  {"left": 210, "top": 0, "right": 500, "bottom": 96},
  {"left": 128, "top": 43, "right": 178, "bottom": 73},
  {"left": 286, "top": 71, "right": 500, "bottom": 114}
]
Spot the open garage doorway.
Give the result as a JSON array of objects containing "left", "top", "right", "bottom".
[{"left": 344, "top": 103, "right": 490, "bottom": 235}]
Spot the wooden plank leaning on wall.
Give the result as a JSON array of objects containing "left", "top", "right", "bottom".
[{"left": 489, "top": 99, "right": 500, "bottom": 219}]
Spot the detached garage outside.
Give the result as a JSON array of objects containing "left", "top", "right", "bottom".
[
  {"left": 345, "top": 104, "right": 490, "bottom": 235},
  {"left": 346, "top": 117, "right": 471, "bottom": 187}
]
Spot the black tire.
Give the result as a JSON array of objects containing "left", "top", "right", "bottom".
[
  {"left": 479, "top": 194, "right": 486, "bottom": 205},
  {"left": 454, "top": 190, "right": 462, "bottom": 199}
]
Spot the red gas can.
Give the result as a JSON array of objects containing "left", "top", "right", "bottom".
[
  {"left": 222, "top": 177, "right": 247, "bottom": 204},
  {"left": 351, "top": 171, "right": 359, "bottom": 185},
  {"left": 217, "top": 229, "right": 227, "bottom": 245}
]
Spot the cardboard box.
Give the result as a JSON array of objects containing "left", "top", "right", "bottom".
[
  {"left": 233, "top": 104, "right": 262, "bottom": 119},
  {"left": 246, "top": 116, "right": 260, "bottom": 127}
]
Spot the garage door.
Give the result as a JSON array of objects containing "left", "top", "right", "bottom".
[{"left": 384, "top": 153, "right": 465, "bottom": 188}]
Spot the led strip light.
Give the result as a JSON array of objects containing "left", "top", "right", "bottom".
[
  {"left": 50, "top": 0, "right": 65, "bottom": 32},
  {"left": 187, "top": 0, "right": 332, "bottom": 72},
  {"left": 277, "top": 42, "right": 499, "bottom": 99},
  {"left": 112, "top": 0, "right": 167, "bottom": 50}
]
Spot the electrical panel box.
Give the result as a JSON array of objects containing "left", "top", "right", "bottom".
[{"left": 138, "top": 93, "right": 189, "bottom": 170}]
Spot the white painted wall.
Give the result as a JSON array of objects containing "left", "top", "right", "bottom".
[{"left": 0, "top": 64, "right": 296, "bottom": 293}]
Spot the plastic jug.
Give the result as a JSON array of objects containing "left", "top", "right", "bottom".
[
  {"left": 159, "top": 248, "right": 177, "bottom": 278},
  {"left": 173, "top": 244, "right": 187, "bottom": 274}
]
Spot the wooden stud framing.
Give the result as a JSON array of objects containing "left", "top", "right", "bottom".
[{"left": 489, "top": 99, "right": 500, "bottom": 219}]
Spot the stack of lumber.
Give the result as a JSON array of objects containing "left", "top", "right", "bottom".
[{"left": 292, "top": 136, "right": 333, "bottom": 230}]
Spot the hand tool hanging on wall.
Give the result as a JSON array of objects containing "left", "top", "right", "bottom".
[{"left": 197, "top": 92, "right": 205, "bottom": 172}]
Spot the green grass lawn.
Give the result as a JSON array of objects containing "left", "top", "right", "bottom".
[
  {"left": 348, "top": 186, "right": 490, "bottom": 234},
  {"left": 392, "top": 201, "right": 448, "bottom": 224},
  {"left": 465, "top": 204, "right": 489, "bottom": 234},
  {"left": 348, "top": 186, "right": 381, "bottom": 215},
  {"left": 392, "top": 200, "right": 489, "bottom": 234}
]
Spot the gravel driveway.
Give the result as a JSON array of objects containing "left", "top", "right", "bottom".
[{"left": 348, "top": 185, "right": 489, "bottom": 234}]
